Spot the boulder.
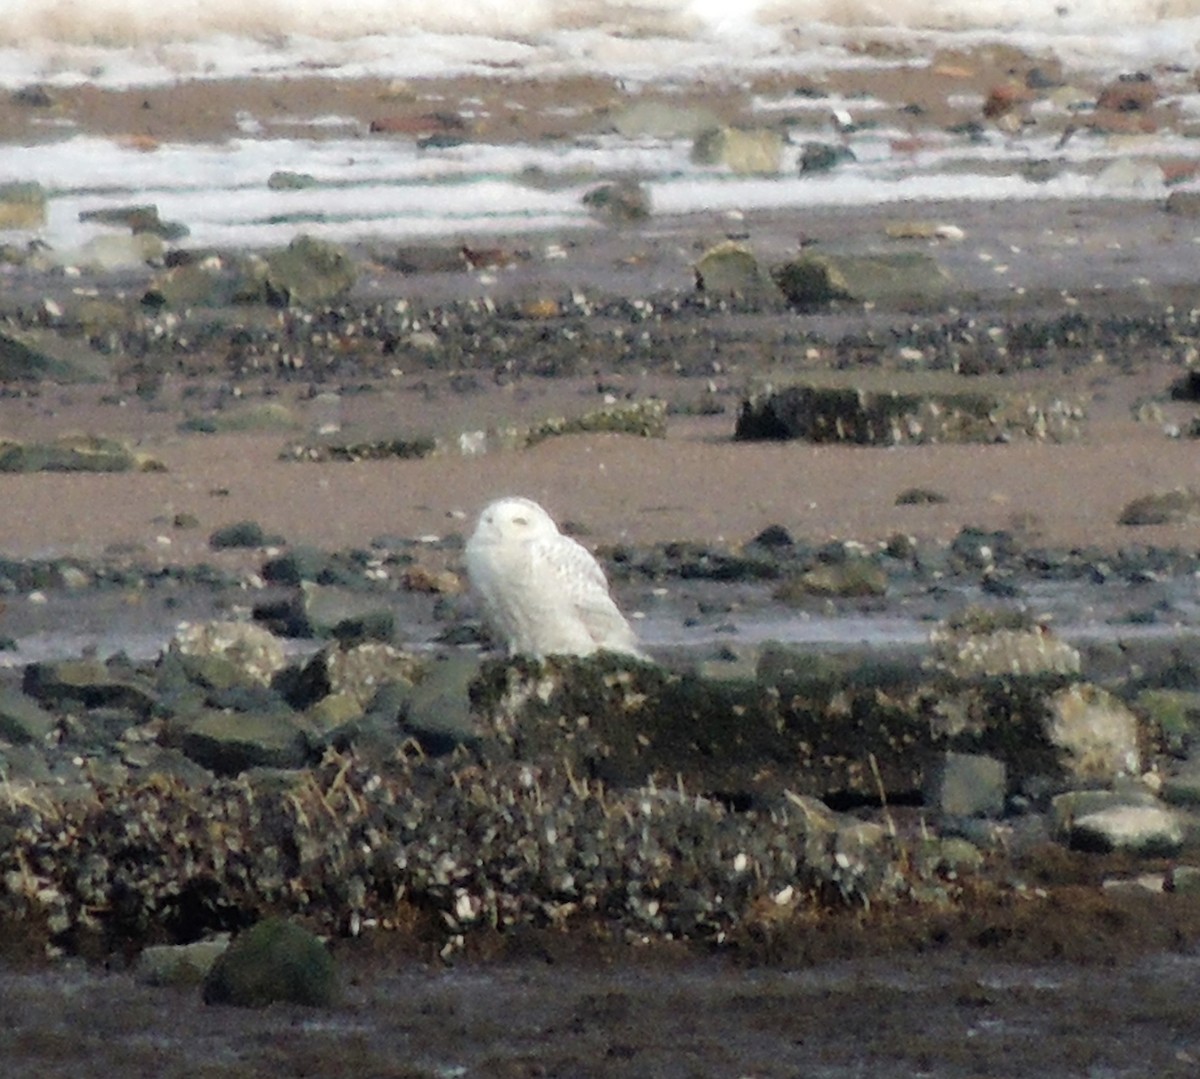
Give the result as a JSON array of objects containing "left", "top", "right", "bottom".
[
  {"left": 470, "top": 651, "right": 1100, "bottom": 805},
  {"left": 136, "top": 938, "right": 229, "bottom": 987},
  {"left": 692, "top": 126, "right": 783, "bottom": 174},
  {"left": 1118, "top": 488, "right": 1200, "bottom": 526},
  {"left": 78, "top": 203, "right": 188, "bottom": 240},
  {"left": 254, "top": 583, "right": 397, "bottom": 641},
  {"left": 290, "top": 641, "right": 423, "bottom": 709},
  {"left": 735, "top": 382, "right": 1083, "bottom": 445},
  {"left": 0, "top": 686, "right": 57, "bottom": 744},
  {"left": 0, "top": 181, "right": 46, "bottom": 229},
  {"left": 693, "top": 241, "right": 784, "bottom": 305},
  {"left": 771, "top": 251, "right": 949, "bottom": 308},
  {"left": 609, "top": 100, "right": 721, "bottom": 140},
  {"left": 0, "top": 434, "right": 159, "bottom": 473},
  {"left": 203, "top": 917, "right": 337, "bottom": 1008},
  {"left": 582, "top": 180, "right": 651, "bottom": 223},
  {"left": 263, "top": 235, "right": 357, "bottom": 308},
  {"left": 0, "top": 330, "right": 111, "bottom": 383},
  {"left": 179, "top": 709, "right": 311, "bottom": 775},
  {"left": 924, "top": 752, "right": 1007, "bottom": 818},
  {"left": 1045, "top": 684, "right": 1142, "bottom": 782},
  {"left": 168, "top": 621, "right": 289, "bottom": 687},
  {"left": 23, "top": 659, "right": 157, "bottom": 720},
  {"left": 1067, "top": 804, "right": 1184, "bottom": 856}
]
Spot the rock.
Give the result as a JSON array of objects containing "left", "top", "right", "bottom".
[
  {"left": 1092, "top": 158, "right": 1165, "bottom": 196},
  {"left": 1160, "top": 760, "right": 1200, "bottom": 808},
  {"left": 53, "top": 232, "right": 166, "bottom": 272},
  {"left": 267, "top": 171, "right": 318, "bottom": 190},
  {"left": 136, "top": 938, "right": 229, "bottom": 987},
  {"left": 1170, "top": 866, "right": 1200, "bottom": 894},
  {"left": 691, "top": 126, "right": 783, "bottom": 174},
  {"left": 735, "top": 382, "right": 1082, "bottom": 445},
  {"left": 1169, "top": 370, "right": 1200, "bottom": 401},
  {"left": 264, "top": 234, "right": 357, "bottom": 308},
  {"left": 261, "top": 546, "right": 337, "bottom": 586},
  {"left": 179, "top": 710, "right": 311, "bottom": 775},
  {"left": 895, "top": 487, "right": 948, "bottom": 505},
  {"left": 255, "top": 583, "right": 397, "bottom": 641},
  {"left": 771, "top": 252, "right": 949, "bottom": 308},
  {"left": 402, "top": 654, "right": 482, "bottom": 753},
  {"left": 609, "top": 100, "right": 721, "bottom": 140},
  {"left": 1165, "top": 190, "right": 1200, "bottom": 218},
  {"left": 924, "top": 752, "right": 1007, "bottom": 818},
  {"left": 0, "top": 181, "right": 47, "bottom": 229},
  {"left": 169, "top": 621, "right": 288, "bottom": 688},
  {"left": 693, "top": 241, "right": 784, "bottom": 305},
  {"left": 1136, "top": 689, "right": 1200, "bottom": 755},
  {"left": 203, "top": 917, "right": 337, "bottom": 1008},
  {"left": 1051, "top": 788, "right": 1161, "bottom": 834},
  {"left": 473, "top": 650, "right": 1084, "bottom": 805},
  {"left": 799, "top": 142, "right": 855, "bottom": 174},
  {"left": 209, "top": 520, "right": 281, "bottom": 550},
  {"left": 291, "top": 641, "right": 423, "bottom": 709},
  {"left": 1045, "top": 684, "right": 1141, "bottom": 782},
  {"left": 1118, "top": 488, "right": 1200, "bottom": 526},
  {"left": 774, "top": 558, "right": 888, "bottom": 600},
  {"left": 0, "top": 329, "right": 112, "bottom": 383},
  {"left": 385, "top": 244, "right": 469, "bottom": 273},
  {"left": 143, "top": 259, "right": 247, "bottom": 309},
  {"left": 22, "top": 659, "right": 157, "bottom": 719},
  {"left": 399, "top": 565, "right": 464, "bottom": 595},
  {"left": 582, "top": 180, "right": 651, "bottom": 223},
  {"left": 0, "top": 434, "right": 160, "bottom": 473},
  {"left": 930, "top": 622, "right": 1081, "bottom": 678},
  {"left": 1096, "top": 73, "right": 1158, "bottom": 111},
  {"left": 1067, "top": 804, "right": 1183, "bottom": 856},
  {"left": 180, "top": 402, "right": 299, "bottom": 433},
  {"left": 78, "top": 204, "right": 188, "bottom": 240},
  {"left": 0, "top": 686, "right": 57, "bottom": 744}
]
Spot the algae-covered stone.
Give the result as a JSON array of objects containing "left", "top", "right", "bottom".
[
  {"left": 254, "top": 583, "right": 396, "bottom": 641},
  {"left": 771, "top": 251, "right": 949, "bottom": 307},
  {"left": 924, "top": 751, "right": 1007, "bottom": 818},
  {"left": 1118, "top": 488, "right": 1200, "bottom": 526},
  {"left": 264, "top": 234, "right": 357, "bottom": 308},
  {"left": 22, "top": 659, "right": 157, "bottom": 719},
  {"left": 0, "top": 330, "right": 111, "bottom": 383},
  {"left": 692, "top": 126, "right": 783, "bottom": 174},
  {"left": 610, "top": 100, "right": 720, "bottom": 140},
  {"left": 694, "top": 241, "right": 784, "bottom": 305},
  {"left": 180, "top": 710, "right": 310, "bottom": 775},
  {"left": 735, "top": 382, "right": 1081, "bottom": 445},
  {"left": 180, "top": 402, "right": 299, "bottom": 434},
  {"left": 0, "top": 181, "right": 47, "bottom": 229},
  {"left": 0, "top": 434, "right": 157, "bottom": 473},
  {"left": 0, "top": 686, "right": 57, "bottom": 744},
  {"left": 582, "top": 180, "right": 651, "bottom": 223},
  {"left": 203, "top": 917, "right": 337, "bottom": 1008},
  {"left": 137, "top": 938, "right": 229, "bottom": 987}
]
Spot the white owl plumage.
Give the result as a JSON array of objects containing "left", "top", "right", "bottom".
[{"left": 465, "top": 496, "right": 645, "bottom": 659}]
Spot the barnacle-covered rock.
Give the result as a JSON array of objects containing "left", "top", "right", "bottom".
[{"left": 169, "top": 620, "right": 288, "bottom": 688}]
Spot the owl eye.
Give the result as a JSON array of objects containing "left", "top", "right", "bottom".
[{"left": 512, "top": 515, "right": 530, "bottom": 526}]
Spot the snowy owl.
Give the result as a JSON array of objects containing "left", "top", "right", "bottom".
[{"left": 465, "top": 496, "right": 645, "bottom": 659}]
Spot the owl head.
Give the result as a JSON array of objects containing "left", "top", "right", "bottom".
[{"left": 473, "top": 496, "right": 560, "bottom": 542}]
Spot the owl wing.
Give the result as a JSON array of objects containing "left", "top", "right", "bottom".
[{"left": 533, "top": 533, "right": 644, "bottom": 656}]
